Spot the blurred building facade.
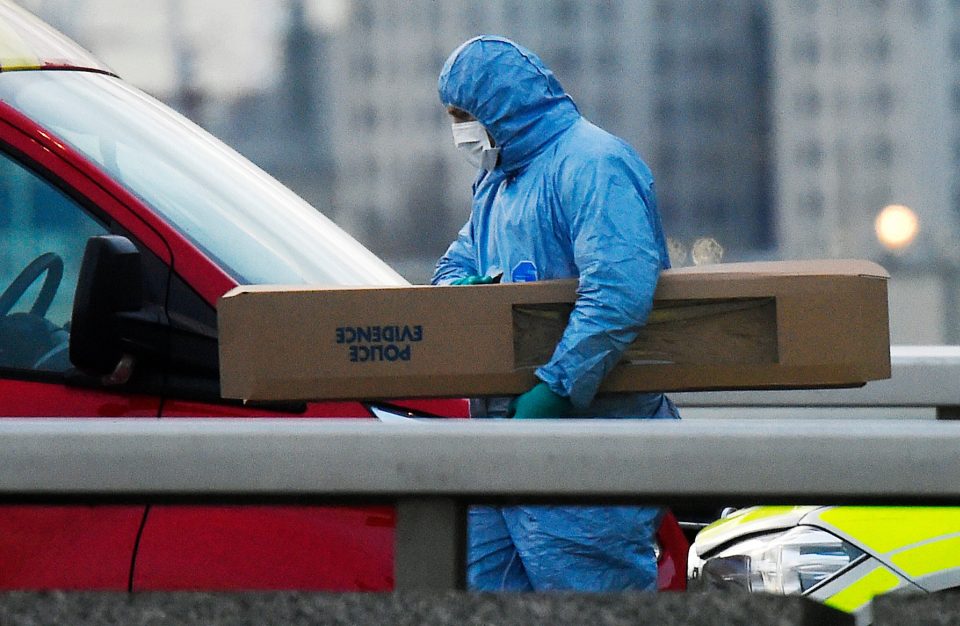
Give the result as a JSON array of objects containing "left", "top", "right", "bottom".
[
  {"left": 16, "top": 0, "right": 960, "bottom": 341},
  {"left": 325, "top": 0, "right": 775, "bottom": 271},
  {"left": 769, "top": 0, "right": 958, "bottom": 261},
  {"left": 20, "top": 0, "right": 336, "bottom": 210},
  {"left": 768, "top": 1, "right": 960, "bottom": 342},
  {"left": 21, "top": 0, "right": 775, "bottom": 277}
]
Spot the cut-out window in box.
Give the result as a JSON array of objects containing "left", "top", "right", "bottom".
[{"left": 513, "top": 298, "right": 778, "bottom": 369}]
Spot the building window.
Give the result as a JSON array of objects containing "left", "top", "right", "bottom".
[
  {"left": 503, "top": 0, "right": 523, "bottom": 22},
  {"left": 699, "top": 4, "right": 724, "bottom": 23},
  {"left": 653, "top": 45, "right": 676, "bottom": 74},
  {"left": 864, "top": 33, "right": 891, "bottom": 64},
  {"left": 596, "top": 46, "right": 621, "bottom": 72},
  {"left": 426, "top": 3, "right": 442, "bottom": 30},
  {"left": 354, "top": 0, "right": 374, "bottom": 30},
  {"left": 596, "top": 0, "right": 618, "bottom": 22},
  {"left": 654, "top": 99, "right": 678, "bottom": 125},
  {"left": 597, "top": 98, "right": 620, "bottom": 128},
  {"left": 866, "top": 186, "right": 893, "bottom": 212},
  {"left": 694, "top": 150, "right": 726, "bottom": 177},
  {"left": 697, "top": 47, "right": 727, "bottom": 74},
  {"left": 356, "top": 104, "right": 378, "bottom": 131},
  {"left": 352, "top": 53, "right": 376, "bottom": 81},
  {"left": 656, "top": 143, "right": 679, "bottom": 171},
  {"left": 552, "top": 47, "right": 580, "bottom": 76},
  {"left": 555, "top": 0, "right": 578, "bottom": 24},
  {"left": 792, "top": 35, "right": 820, "bottom": 64},
  {"left": 799, "top": 190, "right": 825, "bottom": 216},
  {"left": 431, "top": 42, "right": 447, "bottom": 68},
  {"left": 465, "top": 3, "right": 484, "bottom": 28},
  {"left": 794, "top": 88, "right": 822, "bottom": 117},
  {"left": 795, "top": 140, "right": 824, "bottom": 168},
  {"left": 654, "top": 1, "right": 671, "bottom": 22},
  {"left": 910, "top": 0, "right": 930, "bottom": 23},
  {"left": 689, "top": 97, "right": 724, "bottom": 124},
  {"left": 867, "top": 137, "right": 894, "bottom": 166},
  {"left": 865, "top": 84, "right": 894, "bottom": 116}
]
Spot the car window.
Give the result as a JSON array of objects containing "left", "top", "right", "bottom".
[
  {"left": 0, "top": 150, "right": 107, "bottom": 372},
  {"left": 0, "top": 71, "right": 406, "bottom": 287}
]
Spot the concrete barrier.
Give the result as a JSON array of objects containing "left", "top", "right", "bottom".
[
  {"left": 0, "top": 592, "right": 852, "bottom": 625},
  {"left": 673, "top": 345, "right": 960, "bottom": 419},
  {"left": 872, "top": 592, "right": 960, "bottom": 624}
]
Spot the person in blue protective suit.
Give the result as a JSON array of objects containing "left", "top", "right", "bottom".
[{"left": 432, "top": 36, "right": 681, "bottom": 592}]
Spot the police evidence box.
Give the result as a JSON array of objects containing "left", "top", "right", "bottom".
[{"left": 217, "top": 259, "right": 891, "bottom": 402}]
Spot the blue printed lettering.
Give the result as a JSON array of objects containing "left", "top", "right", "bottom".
[{"left": 340, "top": 323, "right": 422, "bottom": 362}]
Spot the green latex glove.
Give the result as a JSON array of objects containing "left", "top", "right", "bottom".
[
  {"left": 451, "top": 275, "right": 497, "bottom": 286},
  {"left": 508, "top": 382, "right": 574, "bottom": 419}
]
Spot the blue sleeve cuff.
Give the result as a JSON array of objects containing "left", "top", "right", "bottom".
[{"left": 535, "top": 366, "right": 596, "bottom": 409}]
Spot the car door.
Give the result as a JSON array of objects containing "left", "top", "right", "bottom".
[
  {"left": 128, "top": 270, "right": 397, "bottom": 591},
  {"left": 0, "top": 143, "right": 165, "bottom": 589}
]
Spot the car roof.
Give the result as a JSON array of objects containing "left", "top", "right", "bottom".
[{"left": 0, "top": 0, "right": 112, "bottom": 74}]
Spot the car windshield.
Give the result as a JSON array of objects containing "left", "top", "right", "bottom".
[{"left": 0, "top": 70, "right": 406, "bottom": 286}]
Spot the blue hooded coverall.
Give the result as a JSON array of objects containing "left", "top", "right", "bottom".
[{"left": 433, "top": 36, "right": 679, "bottom": 591}]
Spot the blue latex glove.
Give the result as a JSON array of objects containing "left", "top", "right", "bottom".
[
  {"left": 451, "top": 274, "right": 497, "bottom": 286},
  {"left": 508, "top": 382, "right": 574, "bottom": 419}
]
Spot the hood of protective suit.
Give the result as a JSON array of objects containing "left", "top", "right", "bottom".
[{"left": 438, "top": 36, "right": 581, "bottom": 173}]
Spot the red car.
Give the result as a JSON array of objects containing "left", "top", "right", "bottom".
[{"left": 0, "top": 1, "right": 686, "bottom": 591}]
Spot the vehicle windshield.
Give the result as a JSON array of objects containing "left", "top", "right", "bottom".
[{"left": 0, "top": 70, "right": 406, "bottom": 286}]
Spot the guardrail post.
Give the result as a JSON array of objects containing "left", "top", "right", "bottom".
[
  {"left": 937, "top": 405, "right": 960, "bottom": 420},
  {"left": 394, "top": 498, "right": 466, "bottom": 590}
]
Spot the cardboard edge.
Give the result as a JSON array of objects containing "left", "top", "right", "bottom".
[{"left": 662, "top": 259, "right": 889, "bottom": 280}]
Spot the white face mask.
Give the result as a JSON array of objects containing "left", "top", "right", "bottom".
[{"left": 451, "top": 121, "right": 500, "bottom": 171}]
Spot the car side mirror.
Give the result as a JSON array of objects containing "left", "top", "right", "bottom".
[{"left": 70, "top": 235, "right": 145, "bottom": 377}]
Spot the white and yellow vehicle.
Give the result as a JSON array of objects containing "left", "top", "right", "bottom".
[{"left": 688, "top": 506, "right": 960, "bottom": 623}]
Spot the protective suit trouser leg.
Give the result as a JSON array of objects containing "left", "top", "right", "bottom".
[
  {"left": 466, "top": 395, "right": 676, "bottom": 591},
  {"left": 467, "top": 505, "right": 534, "bottom": 590},
  {"left": 501, "top": 504, "right": 661, "bottom": 591}
]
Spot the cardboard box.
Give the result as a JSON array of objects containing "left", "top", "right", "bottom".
[{"left": 218, "top": 259, "right": 890, "bottom": 401}]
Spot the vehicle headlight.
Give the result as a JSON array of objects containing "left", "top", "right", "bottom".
[{"left": 690, "top": 526, "right": 864, "bottom": 595}]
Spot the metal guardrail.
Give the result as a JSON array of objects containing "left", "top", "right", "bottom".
[
  {"left": 4, "top": 417, "right": 960, "bottom": 589},
  {"left": 672, "top": 345, "right": 960, "bottom": 418}
]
